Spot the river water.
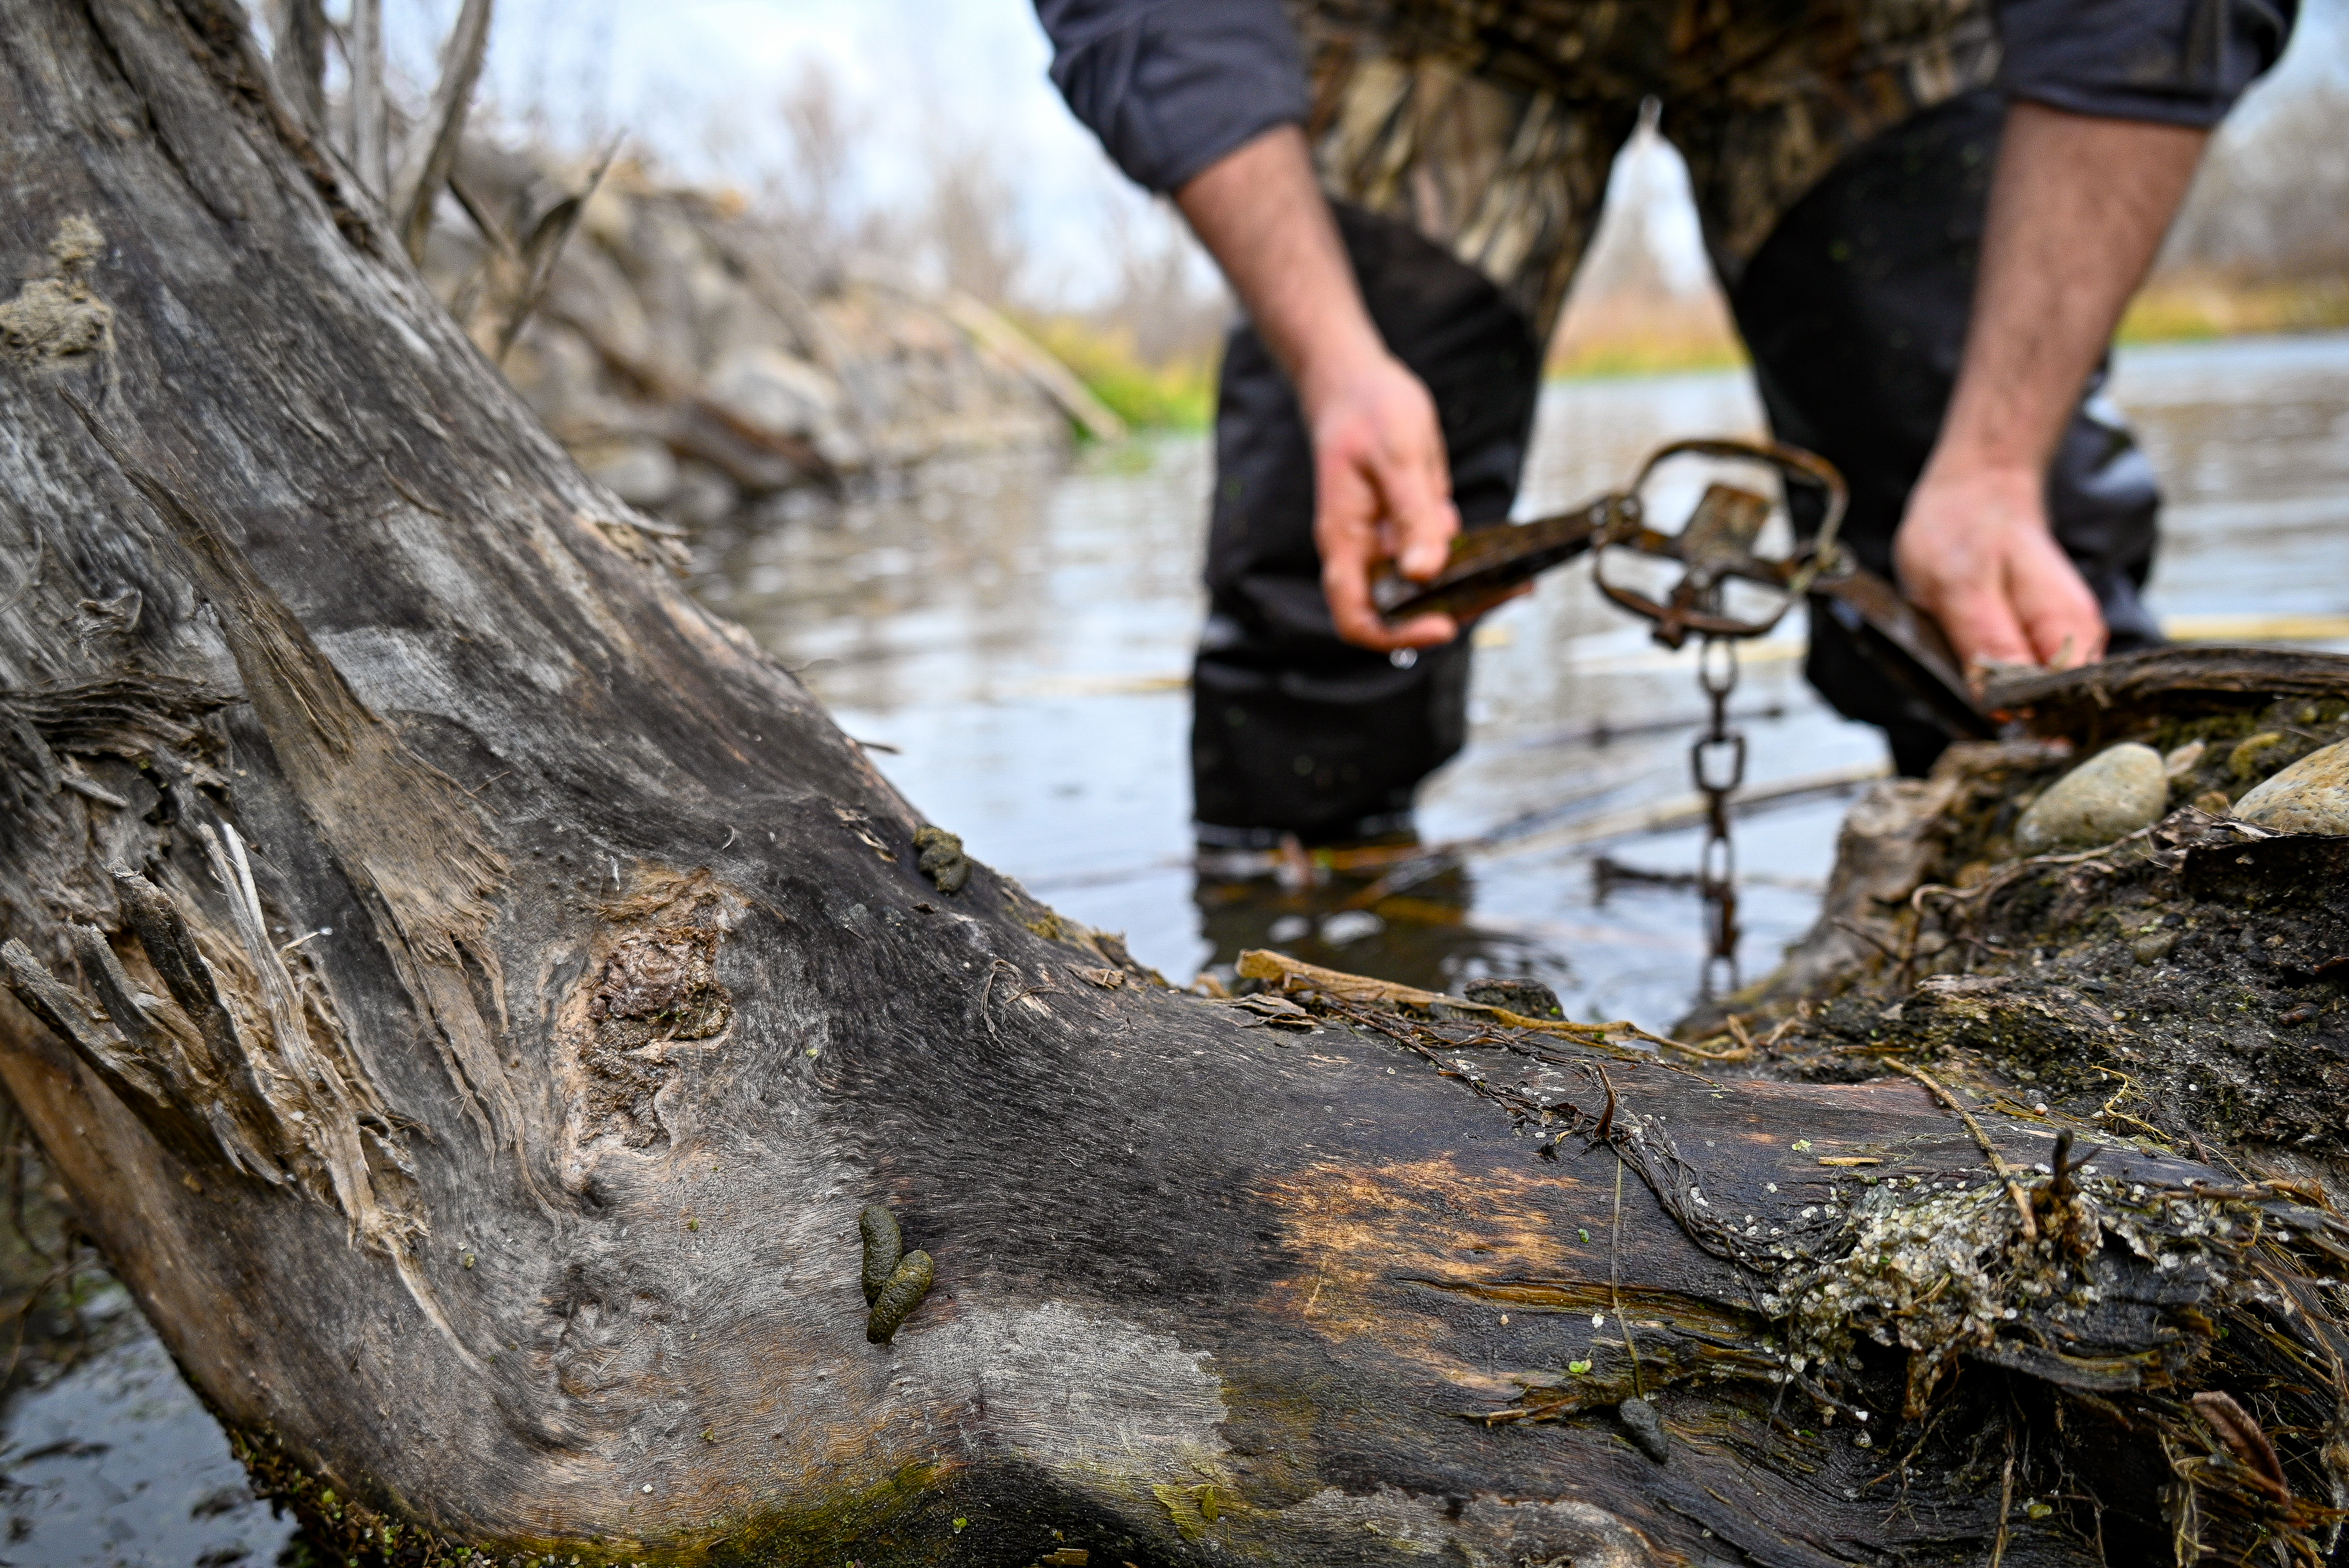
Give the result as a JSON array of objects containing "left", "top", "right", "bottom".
[
  {"left": 8, "top": 332, "right": 2347, "bottom": 1561},
  {"left": 697, "top": 331, "right": 2349, "bottom": 1026}
]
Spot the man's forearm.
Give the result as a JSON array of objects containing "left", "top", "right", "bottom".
[
  {"left": 1896, "top": 102, "right": 2209, "bottom": 672},
  {"left": 1174, "top": 125, "right": 1387, "bottom": 410},
  {"left": 1927, "top": 103, "right": 2207, "bottom": 483},
  {"left": 1174, "top": 125, "right": 1463, "bottom": 646}
]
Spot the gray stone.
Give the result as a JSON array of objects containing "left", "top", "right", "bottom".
[
  {"left": 2232, "top": 739, "right": 2349, "bottom": 834},
  {"left": 2013, "top": 742, "right": 2168, "bottom": 853},
  {"left": 1616, "top": 1397, "right": 1669, "bottom": 1463},
  {"left": 586, "top": 441, "right": 678, "bottom": 508}
]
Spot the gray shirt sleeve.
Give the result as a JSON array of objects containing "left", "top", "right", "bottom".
[
  {"left": 1035, "top": 0, "right": 1311, "bottom": 194},
  {"left": 1999, "top": 0, "right": 2298, "bottom": 127}
]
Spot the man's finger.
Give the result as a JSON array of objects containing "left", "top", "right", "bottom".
[
  {"left": 1387, "top": 610, "right": 1460, "bottom": 648},
  {"left": 1377, "top": 448, "right": 1459, "bottom": 583},
  {"left": 1318, "top": 554, "right": 1456, "bottom": 650},
  {"left": 1314, "top": 457, "right": 1394, "bottom": 648},
  {"left": 1931, "top": 583, "right": 2038, "bottom": 674},
  {"left": 2005, "top": 538, "right": 2107, "bottom": 669}
]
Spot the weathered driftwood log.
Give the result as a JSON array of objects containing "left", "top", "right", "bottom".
[{"left": 4, "top": 5, "right": 2349, "bottom": 1564}]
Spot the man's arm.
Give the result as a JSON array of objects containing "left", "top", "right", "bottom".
[
  {"left": 1894, "top": 103, "right": 2208, "bottom": 673},
  {"left": 1176, "top": 126, "right": 1462, "bottom": 652}
]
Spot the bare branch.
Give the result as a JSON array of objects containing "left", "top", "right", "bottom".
[
  {"left": 496, "top": 133, "right": 619, "bottom": 364},
  {"left": 389, "top": 0, "right": 496, "bottom": 267},
  {"left": 347, "top": 0, "right": 385, "bottom": 197},
  {"left": 264, "top": 0, "right": 326, "bottom": 135}
]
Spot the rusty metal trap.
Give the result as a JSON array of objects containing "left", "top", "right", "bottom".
[{"left": 1379, "top": 437, "right": 1989, "bottom": 997}]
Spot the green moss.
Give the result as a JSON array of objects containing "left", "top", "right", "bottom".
[{"left": 232, "top": 1427, "right": 970, "bottom": 1567}]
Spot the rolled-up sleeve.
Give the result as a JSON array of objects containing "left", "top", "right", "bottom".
[
  {"left": 1035, "top": 0, "right": 1310, "bottom": 194},
  {"left": 1999, "top": 0, "right": 2298, "bottom": 127}
]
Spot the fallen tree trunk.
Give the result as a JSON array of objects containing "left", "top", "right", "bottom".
[{"left": 3, "top": 5, "right": 2349, "bottom": 1564}]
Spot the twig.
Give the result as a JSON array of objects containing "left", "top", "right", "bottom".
[
  {"left": 267, "top": 0, "right": 329, "bottom": 135},
  {"left": 1610, "top": 1153, "right": 1642, "bottom": 1397},
  {"left": 1664, "top": 1013, "right": 1756, "bottom": 1063},
  {"left": 1663, "top": 1034, "right": 1752, "bottom": 1063},
  {"left": 976, "top": 958, "right": 1019, "bottom": 1040},
  {"left": 349, "top": 0, "right": 386, "bottom": 198},
  {"left": 388, "top": 0, "right": 496, "bottom": 266},
  {"left": 496, "top": 135, "right": 623, "bottom": 364},
  {"left": 446, "top": 172, "right": 516, "bottom": 261},
  {"left": 1909, "top": 821, "right": 2175, "bottom": 944},
  {"left": 2087, "top": 1066, "right": 2164, "bottom": 1138},
  {"left": 1831, "top": 917, "right": 1904, "bottom": 964},
  {"left": 1, "top": 1251, "right": 81, "bottom": 1390},
  {"left": 1989, "top": 1446, "right": 2016, "bottom": 1568},
  {"left": 1883, "top": 1058, "right": 2038, "bottom": 1243}
]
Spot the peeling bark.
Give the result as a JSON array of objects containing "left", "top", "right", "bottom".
[{"left": 3, "top": 5, "right": 2349, "bottom": 1565}]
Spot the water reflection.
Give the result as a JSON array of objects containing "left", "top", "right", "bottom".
[{"left": 695, "top": 332, "right": 2349, "bottom": 1030}]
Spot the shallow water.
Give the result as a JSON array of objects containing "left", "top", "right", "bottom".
[
  {"left": 0, "top": 1297, "right": 290, "bottom": 1563},
  {"left": 696, "top": 330, "right": 2349, "bottom": 1028},
  {"left": 9, "top": 332, "right": 2347, "bottom": 1560}
]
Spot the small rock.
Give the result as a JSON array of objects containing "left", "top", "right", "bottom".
[
  {"left": 1617, "top": 1397, "right": 1669, "bottom": 1463},
  {"left": 2013, "top": 743, "right": 2168, "bottom": 853},
  {"left": 2132, "top": 931, "right": 2176, "bottom": 966},
  {"left": 2231, "top": 739, "right": 2349, "bottom": 835},
  {"left": 586, "top": 440, "right": 679, "bottom": 508},
  {"left": 2162, "top": 739, "right": 2205, "bottom": 778},
  {"left": 1463, "top": 977, "right": 1564, "bottom": 1019},
  {"left": 1267, "top": 914, "right": 1312, "bottom": 945},
  {"left": 2192, "top": 789, "right": 2233, "bottom": 816}
]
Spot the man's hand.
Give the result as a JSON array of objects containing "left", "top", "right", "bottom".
[
  {"left": 1896, "top": 467, "right": 2104, "bottom": 672},
  {"left": 1899, "top": 102, "right": 2207, "bottom": 675},
  {"left": 1300, "top": 347, "right": 1461, "bottom": 650},
  {"left": 1176, "top": 126, "right": 1461, "bottom": 652}
]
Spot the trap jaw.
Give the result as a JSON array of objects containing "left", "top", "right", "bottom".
[
  {"left": 1594, "top": 439, "right": 1989, "bottom": 740},
  {"left": 1591, "top": 438, "right": 1848, "bottom": 650}
]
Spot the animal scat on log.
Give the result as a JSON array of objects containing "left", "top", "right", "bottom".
[{"left": 0, "top": 3, "right": 2346, "bottom": 1564}]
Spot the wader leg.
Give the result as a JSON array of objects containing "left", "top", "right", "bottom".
[
  {"left": 1192, "top": 203, "right": 1542, "bottom": 846},
  {"left": 1728, "top": 87, "right": 2163, "bottom": 779}
]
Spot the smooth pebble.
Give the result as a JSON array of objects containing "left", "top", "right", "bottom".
[
  {"left": 2014, "top": 742, "right": 2167, "bottom": 853},
  {"left": 2232, "top": 739, "right": 2349, "bottom": 834}
]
